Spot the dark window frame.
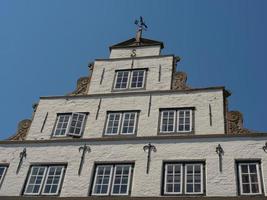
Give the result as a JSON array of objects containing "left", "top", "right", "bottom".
[
  {"left": 161, "top": 160, "right": 206, "bottom": 196},
  {"left": 103, "top": 110, "right": 140, "bottom": 137},
  {"left": 21, "top": 163, "right": 67, "bottom": 197},
  {"left": 158, "top": 107, "right": 195, "bottom": 135},
  {"left": 50, "top": 112, "right": 89, "bottom": 138},
  {"left": 235, "top": 159, "right": 264, "bottom": 196},
  {"left": 89, "top": 162, "right": 135, "bottom": 196},
  {"left": 112, "top": 68, "right": 148, "bottom": 91},
  {"left": 0, "top": 164, "right": 9, "bottom": 189}
]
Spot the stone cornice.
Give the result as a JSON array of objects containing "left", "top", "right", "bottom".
[
  {"left": 1, "top": 133, "right": 267, "bottom": 145},
  {"left": 95, "top": 54, "right": 174, "bottom": 62},
  {"left": 40, "top": 86, "right": 228, "bottom": 100},
  {"left": 1, "top": 197, "right": 267, "bottom": 200}
]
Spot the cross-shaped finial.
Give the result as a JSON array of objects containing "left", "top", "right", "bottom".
[{"left": 134, "top": 16, "right": 148, "bottom": 42}]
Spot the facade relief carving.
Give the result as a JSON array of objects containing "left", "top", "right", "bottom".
[
  {"left": 172, "top": 71, "right": 190, "bottom": 90},
  {"left": 68, "top": 76, "right": 90, "bottom": 96},
  {"left": 227, "top": 111, "right": 250, "bottom": 134},
  {"left": 9, "top": 119, "right": 32, "bottom": 141}
]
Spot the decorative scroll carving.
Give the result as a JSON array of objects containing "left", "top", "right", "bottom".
[
  {"left": 69, "top": 77, "right": 90, "bottom": 96},
  {"left": 227, "top": 111, "right": 250, "bottom": 134},
  {"left": 9, "top": 119, "right": 32, "bottom": 141},
  {"left": 172, "top": 71, "right": 190, "bottom": 90}
]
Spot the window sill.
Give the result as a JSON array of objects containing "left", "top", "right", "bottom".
[
  {"left": 103, "top": 134, "right": 137, "bottom": 138},
  {"left": 50, "top": 136, "right": 82, "bottom": 140},
  {"left": 112, "top": 88, "right": 146, "bottom": 92},
  {"left": 158, "top": 132, "right": 194, "bottom": 136}
]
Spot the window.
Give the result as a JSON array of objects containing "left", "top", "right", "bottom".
[
  {"left": 185, "top": 164, "right": 203, "bottom": 194},
  {"left": 163, "top": 162, "right": 204, "bottom": 195},
  {"left": 92, "top": 164, "right": 133, "bottom": 196},
  {"left": 114, "top": 69, "right": 146, "bottom": 90},
  {"left": 237, "top": 162, "right": 262, "bottom": 195},
  {"left": 24, "top": 165, "right": 65, "bottom": 196},
  {"left": 0, "top": 166, "right": 7, "bottom": 187},
  {"left": 105, "top": 112, "right": 138, "bottom": 136},
  {"left": 53, "top": 113, "right": 87, "bottom": 137},
  {"left": 164, "top": 164, "right": 182, "bottom": 194},
  {"left": 130, "top": 70, "right": 145, "bottom": 88},
  {"left": 160, "top": 109, "right": 193, "bottom": 133}
]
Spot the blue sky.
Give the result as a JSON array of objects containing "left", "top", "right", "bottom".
[{"left": 0, "top": 0, "right": 267, "bottom": 139}]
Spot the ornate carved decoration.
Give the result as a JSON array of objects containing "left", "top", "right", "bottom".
[
  {"left": 69, "top": 77, "right": 90, "bottom": 96},
  {"left": 227, "top": 111, "right": 250, "bottom": 134},
  {"left": 172, "top": 71, "right": 190, "bottom": 90},
  {"left": 9, "top": 119, "right": 32, "bottom": 141}
]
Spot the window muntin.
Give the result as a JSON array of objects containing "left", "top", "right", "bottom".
[
  {"left": 0, "top": 166, "right": 7, "bottom": 187},
  {"left": 53, "top": 113, "right": 86, "bottom": 137},
  {"left": 238, "top": 162, "right": 262, "bottom": 195},
  {"left": 114, "top": 70, "right": 146, "bottom": 90},
  {"left": 24, "top": 165, "right": 65, "bottom": 196},
  {"left": 130, "top": 70, "right": 145, "bottom": 88},
  {"left": 160, "top": 109, "right": 192, "bottom": 133},
  {"left": 163, "top": 163, "right": 204, "bottom": 195},
  {"left": 185, "top": 164, "right": 203, "bottom": 194},
  {"left": 164, "top": 164, "right": 182, "bottom": 194},
  {"left": 105, "top": 112, "right": 138, "bottom": 136},
  {"left": 92, "top": 164, "right": 132, "bottom": 196}
]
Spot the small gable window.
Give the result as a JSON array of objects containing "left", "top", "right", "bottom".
[
  {"left": 114, "top": 69, "right": 146, "bottom": 90},
  {"left": 53, "top": 113, "right": 87, "bottom": 137}
]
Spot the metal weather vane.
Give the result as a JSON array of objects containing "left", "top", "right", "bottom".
[
  {"left": 134, "top": 16, "right": 148, "bottom": 42},
  {"left": 143, "top": 143, "right": 156, "bottom": 174},
  {"left": 78, "top": 144, "right": 91, "bottom": 175}
]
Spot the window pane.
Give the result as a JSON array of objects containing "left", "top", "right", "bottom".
[
  {"left": 242, "top": 184, "right": 250, "bottom": 193},
  {"left": 115, "top": 71, "right": 129, "bottom": 89},
  {"left": 105, "top": 113, "right": 121, "bottom": 135},
  {"left": 251, "top": 184, "right": 259, "bottom": 193},
  {"left": 130, "top": 70, "right": 145, "bottom": 88}
]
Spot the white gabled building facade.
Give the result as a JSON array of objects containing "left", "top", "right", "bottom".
[{"left": 0, "top": 26, "right": 267, "bottom": 200}]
